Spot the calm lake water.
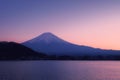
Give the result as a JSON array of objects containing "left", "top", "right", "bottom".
[{"left": 0, "top": 61, "right": 120, "bottom": 80}]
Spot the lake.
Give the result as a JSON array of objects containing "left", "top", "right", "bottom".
[{"left": 0, "top": 61, "right": 120, "bottom": 80}]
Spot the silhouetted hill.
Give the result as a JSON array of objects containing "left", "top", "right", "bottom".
[
  {"left": 0, "top": 41, "right": 120, "bottom": 60},
  {"left": 0, "top": 42, "right": 47, "bottom": 60}
]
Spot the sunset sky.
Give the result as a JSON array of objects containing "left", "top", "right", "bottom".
[{"left": 0, "top": 0, "right": 120, "bottom": 50}]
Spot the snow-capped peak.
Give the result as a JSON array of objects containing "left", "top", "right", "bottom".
[
  {"left": 38, "top": 32, "right": 57, "bottom": 40},
  {"left": 25, "top": 32, "right": 66, "bottom": 44}
]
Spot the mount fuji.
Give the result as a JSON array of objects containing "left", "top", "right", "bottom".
[{"left": 22, "top": 32, "right": 120, "bottom": 56}]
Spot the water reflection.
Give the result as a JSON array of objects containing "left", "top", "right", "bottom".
[{"left": 0, "top": 61, "right": 120, "bottom": 80}]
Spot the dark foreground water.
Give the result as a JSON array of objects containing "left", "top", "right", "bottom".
[{"left": 0, "top": 61, "right": 120, "bottom": 80}]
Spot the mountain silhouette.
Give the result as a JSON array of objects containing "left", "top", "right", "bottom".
[
  {"left": 0, "top": 33, "right": 120, "bottom": 60},
  {"left": 0, "top": 42, "right": 46, "bottom": 60},
  {"left": 22, "top": 32, "right": 120, "bottom": 56}
]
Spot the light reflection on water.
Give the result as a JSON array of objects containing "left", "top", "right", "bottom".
[{"left": 0, "top": 61, "right": 120, "bottom": 80}]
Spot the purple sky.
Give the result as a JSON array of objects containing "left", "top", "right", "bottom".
[{"left": 0, "top": 0, "right": 120, "bottom": 50}]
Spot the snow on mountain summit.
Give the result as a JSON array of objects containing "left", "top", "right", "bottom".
[{"left": 23, "top": 32, "right": 67, "bottom": 44}]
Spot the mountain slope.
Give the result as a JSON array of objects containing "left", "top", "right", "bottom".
[
  {"left": 22, "top": 32, "right": 120, "bottom": 56},
  {"left": 0, "top": 42, "right": 46, "bottom": 60}
]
